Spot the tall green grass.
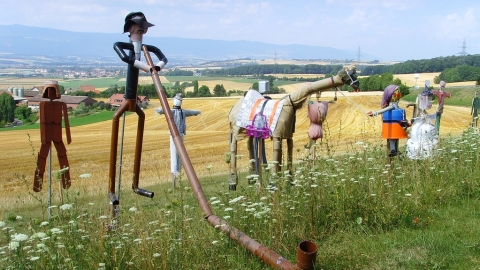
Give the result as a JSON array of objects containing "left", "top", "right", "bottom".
[{"left": 1, "top": 128, "right": 480, "bottom": 269}]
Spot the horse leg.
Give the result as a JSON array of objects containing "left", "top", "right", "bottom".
[
  {"left": 272, "top": 137, "right": 282, "bottom": 184},
  {"left": 286, "top": 138, "right": 293, "bottom": 174},
  {"left": 229, "top": 136, "right": 238, "bottom": 191},
  {"left": 247, "top": 136, "right": 256, "bottom": 175}
]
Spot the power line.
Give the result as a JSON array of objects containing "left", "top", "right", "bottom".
[
  {"left": 458, "top": 39, "right": 468, "bottom": 57},
  {"left": 356, "top": 46, "right": 362, "bottom": 63}
]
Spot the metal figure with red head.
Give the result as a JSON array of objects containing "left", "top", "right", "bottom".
[
  {"left": 34, "top": 80, "right": 72, "bottom": 192},
  {"left": 109, "top": 12, "right": 167, "bottom": 209}
]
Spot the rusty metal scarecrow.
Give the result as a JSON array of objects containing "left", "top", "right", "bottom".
[
  {"left": 34, "top": 80, "right": 71, "bottom": 192},
  {"left": 109, "top": 12, "right": 167, "bottom": 213}
]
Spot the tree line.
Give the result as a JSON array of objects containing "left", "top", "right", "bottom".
[
  {"left": 361, "top": 55, "right": 480, "bottom": 84},
  {"left": 201, "top": 64, "right": 344, "bottom": 76}
]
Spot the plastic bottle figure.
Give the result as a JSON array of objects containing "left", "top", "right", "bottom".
[
  {"left": 471, "top": 91, "right": 479, "bottom": 127},
  {"left": 367, "top": 84, "right": 409, "bottom": 158},
  {"left": 34, "top": 80, "right": 71, "bottom": 192},
  {"left": 156, "top": 93, "right": 200, "bottom": 188},
  {"left": 406, "top": 85, "right": 438, "bottom": 159},
  {"left": 432, "top": 80, "right": 451, "bottom": 133}
]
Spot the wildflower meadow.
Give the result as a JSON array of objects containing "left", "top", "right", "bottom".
[{"left": 1, "top": 127, "right": 480, "bottom": 269}]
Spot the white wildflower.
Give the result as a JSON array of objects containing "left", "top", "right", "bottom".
[
  {"left": 153, "top": 253, "right": 161, "bottom": 258},
  {"left": 129, "top": 207, "right": 138, "bottom": 212},
  {"left": 11, "top": 233, "right": 29, "bottom": 242},
  {"left": 50, "top": 228, "right": 63, "bottom": 234},
  {"left": 79, "top": 173, "right": 91, "bottom": 179},
  {"left": 30, "top": 232, "right": 47, "bottom": 239},
  {"left": 30, "top": 256, "right": 40, "bottom": 261},
  {"left": 40, "top": 221, "right": 49, "bottom": 227},
  {"left": 0, "top": 221, "right": 5, "bottom": 227},
  {"left": 60, "top": 203, "right": 73, "bottom": 211},
  {"left": 9, "top": 241, "right": 20, "bottom": 250},
  {"left": 229, "top": 196, "right": 245, "bottom": 204},
  {"left": 212, "top": 240, "right": 219, "bottom": 245},
  {"left": 356, "top": 217, "right": 363, "bottom": 225}
]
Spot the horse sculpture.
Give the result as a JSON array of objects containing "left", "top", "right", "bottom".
[{"left": 228, "top": 66, "right": 359, "bottom": 190}]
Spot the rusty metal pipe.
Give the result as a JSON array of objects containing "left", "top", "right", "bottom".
[
  {"left": 296, "top": 240, "right": 318, "bottom": 270},
  {"left": 143, "top": 45, "right": 310, "bottom": 269}
]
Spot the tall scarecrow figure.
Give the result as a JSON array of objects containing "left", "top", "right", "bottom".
[
  {"left": 432, "top": 80, "right": 451, "bottom": 133},
  {"left": 156, "top": 93, "right": 200, "bottom": 188},
  {"left": 34, "top": 80, "right": 72, "bottom": 192},
  {"left": 471, "top": 91, "right": 480, "bottom": 127},
  {"left": 367, "top": 84, "right": 409, "bottom": 159},
  {"left": 109, "top": 11, "right": 167, "bottom": 207}
]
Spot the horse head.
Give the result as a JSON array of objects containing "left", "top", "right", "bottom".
[{"left": 339, "top": 65, "right": 359, "bottom": 90}]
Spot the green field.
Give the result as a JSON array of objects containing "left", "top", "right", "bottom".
[
  {"left": 0, "top": 111, "right": 116, "bottom": 132},
  {"left": 61, "top": 77, "right": 125, "bottom": 90}
]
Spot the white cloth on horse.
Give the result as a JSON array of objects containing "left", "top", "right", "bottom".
[{"left": 236, "top": 90, "right": 284, "bottom": 134}]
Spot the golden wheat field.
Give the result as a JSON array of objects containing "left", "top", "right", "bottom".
[{"left": 0, "top": 88, "right": 473, "bottom": 205}]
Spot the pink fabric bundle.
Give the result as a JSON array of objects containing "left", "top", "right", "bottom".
[{"left": 307, "top": 101, "right": 329, "bottom": 141}]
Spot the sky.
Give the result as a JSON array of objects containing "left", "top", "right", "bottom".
[{"left": 1, "top": 0, "right": 479, "bottom": 61}]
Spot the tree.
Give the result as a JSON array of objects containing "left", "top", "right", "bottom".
[
  {"left": 0, "top": 93, "right": 15, "bottom": 124},
  {"left": 14, "top": 106, "right": 33, "bottom": 121},
  {"left": 251, "top": 82, "right": 259, "bottom": 90},
  {"left": 193, "top": 80, "right": 199, "bottom": 96},
  {"left": 197, "top": 85, "right": 211, "bottom": 97},
  {"left": 73, "top": 102, "right": 89, "bottom": 117},
  {"left": 213, "top": 84, "right": 227, "bottom": 97}
]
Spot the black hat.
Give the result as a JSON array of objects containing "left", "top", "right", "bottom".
[{"left": 123, "top": 12, "right": 154, "bottom": 33}]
